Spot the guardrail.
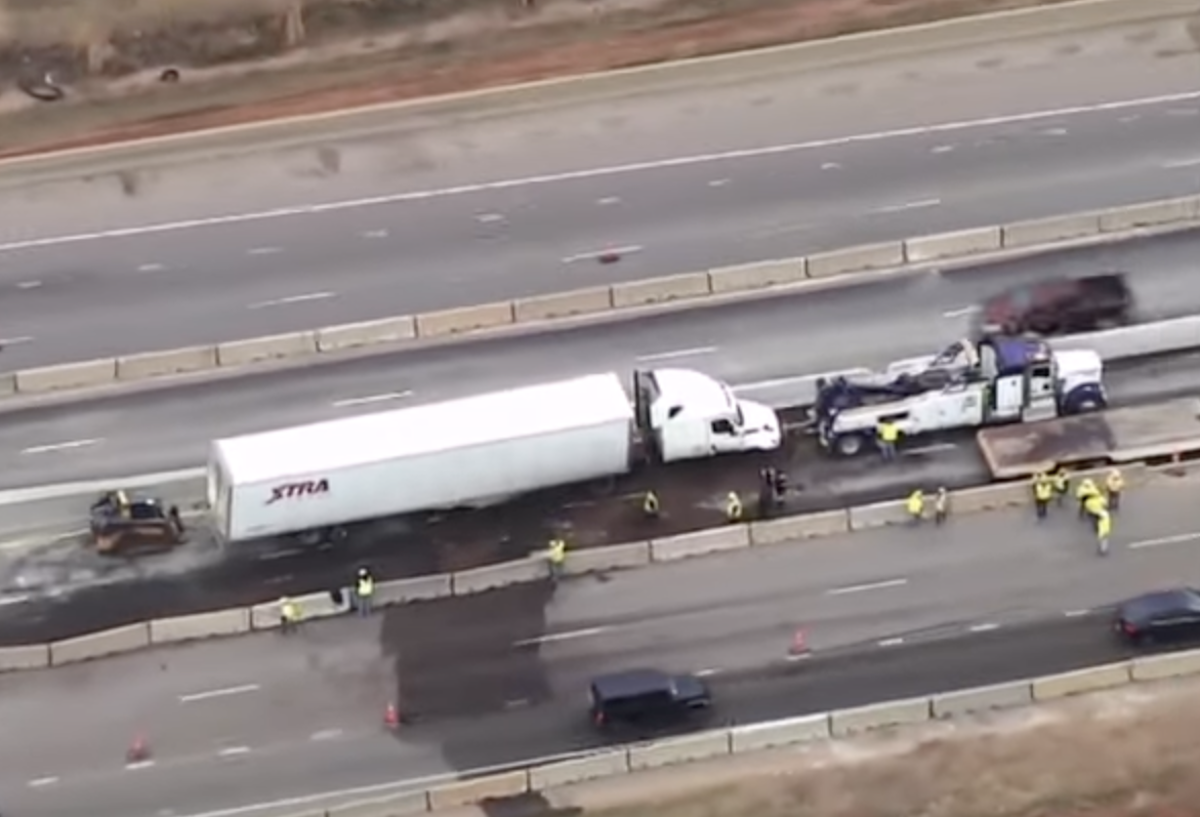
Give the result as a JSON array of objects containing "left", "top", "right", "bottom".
[
  {"left": 277, "top": 646, "right": 1200, "bottom": 816},
  {"left": 0, "top": 462, "right": 1172, "bottom": 673},
  {"left": 1, "top": 196, "right": 1198, "bottom": 399}
]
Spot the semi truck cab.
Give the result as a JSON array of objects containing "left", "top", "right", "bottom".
[{"left": 634, "top": 368, "right": 782, "bottom": 462}]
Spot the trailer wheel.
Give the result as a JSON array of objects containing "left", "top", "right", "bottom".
[{"left": 834, "top": 433, "right": 867, "bottom": 457}]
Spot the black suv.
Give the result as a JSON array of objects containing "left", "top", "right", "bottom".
[
  {"left": 1114, "top": 588, "right": 1200, "bottom": 646},
  {"left": 588, "top": 668, "right": 712, "bottom": 731}
]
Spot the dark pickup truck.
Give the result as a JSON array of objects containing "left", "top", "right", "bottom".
[{"left": 974, "top": 274, "right": 1133, "bottom": 338}]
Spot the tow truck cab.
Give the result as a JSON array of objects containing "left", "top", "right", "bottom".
[
  {"left": 815, "top": 337, "right": 1105, "bottom": 457},
  {"left": 634, "top": 368, "right": 782, "bottom": 463}
]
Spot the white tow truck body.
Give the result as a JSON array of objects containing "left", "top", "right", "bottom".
[
  {"left": 815, "top": 338, "right": 1105, "bottom": 457},
  {"left": 208, "top": 368, "right": 781, "bottom": 543}
]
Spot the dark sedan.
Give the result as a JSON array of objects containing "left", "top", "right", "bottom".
[
  {"left": 1114, "top": 588, "right": 1200, "bottom": 647},
  {"left": 975, "top": 274, "right": 1133, "bottom": 338}
]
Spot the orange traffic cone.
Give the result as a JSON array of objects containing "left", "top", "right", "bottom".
[
  {"left": 126, "top": 733, "right": 151, "bottom": 763},
  {"left": 384, "top": 703, "right": 400, "bottom": 730},
  {"left": 787, "top": 628, "right": 809, "bottom": 658}
]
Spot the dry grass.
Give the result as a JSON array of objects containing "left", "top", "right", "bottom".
[{"left": 575, "top": 684, "right": 1200, "bottom": 817}]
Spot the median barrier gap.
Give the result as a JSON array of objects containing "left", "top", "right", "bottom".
[{"left": 216, "top": 332, "right": 318, "bottom": 368}]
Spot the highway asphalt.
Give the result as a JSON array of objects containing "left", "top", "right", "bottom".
[
  {"left": 1, "top": 21, "right": 1200, "bottom": 366},
  {"left": 5, "top": 231, "right": 1200, "bottom": 490},
  {"left": 5, "top": 477, "right": 1200, "bottom": 817}
]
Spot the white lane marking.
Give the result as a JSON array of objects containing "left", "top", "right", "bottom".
[
  {"left": 1128, "top": 531, "right": 1200, "bottom": 550},
  {"left": 0, "top": 593, "right": 31, "bottom": 605},
  {"left": 247, "top": 291, "right": 335, "bottom": 310},
  {"left": 137, "top": 262, "right": 166, "bottom": 272},
  {"left": 360, "top": 229, "right": 388, "bottom": 238},
  {"left": 504, "top": 698, "right": 530, "bottom": 709},
  {"left": 309, "top": 729, "right": 344, "bottom": 741},
  {"left": 707, "top": 178, "right": 730, "bottom": 187},
  {"left": 694, "top": 668, "right": 720, "bottom": 677},
  {"left": 218, "top": 746, "right": 251, "bottom": 757},
  {"left": 820, "top": 162, "right": 841, "bottom": 170},
  {"left": 873, "top": 198, "right": 941, "bottom": 214},
  {"left": 1162, "top": 156, "right": 1200, "bottom": 169},
  {"left": 512, "top": 626, "right": 608, "bottom": 647},
  {"left": 125, "top": 760, "right": 156, "bottom": 770},
  {"left": 22, "top": 438, "right": 102, "bottom": 455},
  {"left": 827, "top": 578, "right": 908, "bottom": 596},
  {"left": 878, "top": 637, "right": 905, "bottom": 647},
  {"left": 596, "top": 196, "right": 621, "bottom": 205},
  {"left": 969, "top": 622, "right": 1000, "bottom": 633},
  {"left": 1063, "top": 609, "right": 1091, "bottom": 618},
  {"left": 332, "top": 391, "right": 413, "bottom": 408},
  {"left": 931, "top": 145, "right": 954, "bottom": 154},
  {"left": 28, "top": 776, "right": 59, "bottom": 787},
  {"left": 179, "top": 683, "right": 261, "bottom": 703},
  {"left": 1040, "top": 127, "right": 1069, "bottom": 136},
  {"left": 635, "top": 346, "right": 718, "bottom": 363},
  {"left": 942, "top": 306, "right": 977, "bottom": 318},
  {"left": 7, "top": 89, "right": 1196, "bottom": 255},
  {"left": 247, "top": 246, "right": 282, "bottom": 255},
  {"left": 561, "top": 244, "right": 642, "bottom": 263},
  {"left": 0, "top": 335, "right": 34, "bottom": 345},
  {"left": 17, "top": 279, "right": 41, "bottom": 288},
  {"left": 476, "top": 213, "right": 504, "bottom": 223}
]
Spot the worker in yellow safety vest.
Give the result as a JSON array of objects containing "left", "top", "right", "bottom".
[
  {"left": 1095, "top": 509, "right": 1112, "bottom": 556},
  {"left": 548, "top": 538, "right": 567, "bottom": 579},
  {"left": 642, "top": 490, "right": 660, "bottom": 519},
  {"left": 1105, "top": 468, "right": 1125, "bottom": 512},
  {"left": 1032, "top": 472, "right": 1054, "bottom": 520},
  {"left": 906, "top": 489, "right": 924, "bottom": 524},
  {"left": 725, "top": 492, "right": 743, "bottom": 523},
  {"left": 1084, "top": 490, "right": 1108, "bottom": 522},
  {"left": 934, "top": 487, "right": 949, "bottom": 526},
  {"left": 877, "top": 420, "right": 900, "bottom": 461},
  {"left": 1075, "top": 478, "right": 1099, "bottom": 520},
  {"left": 1051, "top": 468, "right": 1069, "bottom": 507},
  {"left": 355, "top": 567, "right": 375, "bottom": 617},
  {"left": 279, "top": 596, "right": 301, "bottom": 634}
]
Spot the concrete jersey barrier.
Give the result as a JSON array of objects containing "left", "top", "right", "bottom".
[
  {"left": 290, "top": 644, "right": 1200, "bottom": 816},
  {"left": 2, "top": 195, "right": 1199, "bottom": 399}
]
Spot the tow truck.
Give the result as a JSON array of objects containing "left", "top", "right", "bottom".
[
  {"left": 89, "top": 490, "right": 186, "bottom": 554},
  {"left": 813, "top": 336, "right": 1106, "bottom": 457}
]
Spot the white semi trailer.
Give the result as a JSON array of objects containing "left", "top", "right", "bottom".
[{"left": 207, "top": 369, "right": 781, "bottom": 543}]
